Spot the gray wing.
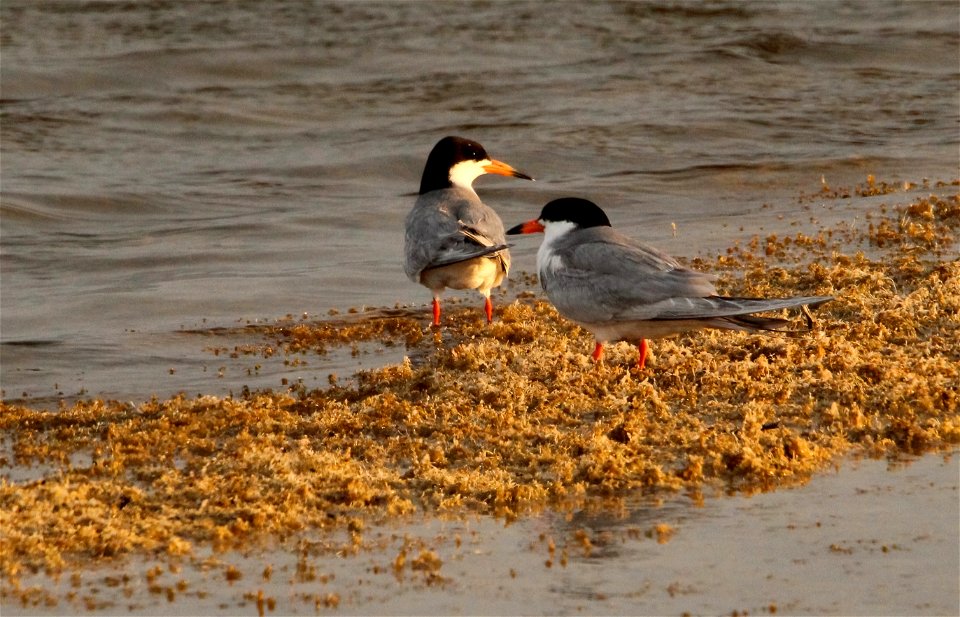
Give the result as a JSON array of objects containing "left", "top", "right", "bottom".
[
  {"left": 543, "top": 227, "right": 831, "bottom": 323},
  {"left": 636, "top": 295, "right": 834, "bottom": 321},
  {"left": 542, "top": 226, "right": 718, "bottom": 323},
  {"left": 404, "top": 187, "right": 510, "bottom": 281}
]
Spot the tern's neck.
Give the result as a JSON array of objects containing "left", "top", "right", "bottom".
[
  {"left": 536, "top": 221, "right": 577, "bottom": 275},
  {"left": 447, "top": 159, "right": 487, "bottom": 193},
  {"left": 420, "top": 161, "right": 485, "bottom": 195}
]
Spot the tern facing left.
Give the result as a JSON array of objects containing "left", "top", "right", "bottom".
[
  {"left": 507, "top": 198, "right": 833, "bottom": 370},
  {"left": 404, "top": 136, "right": 533, "bottom": 325}
]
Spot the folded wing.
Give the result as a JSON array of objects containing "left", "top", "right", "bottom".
[
  {"left": 542, "top": 227, "right": 718, "bottom": 323},
  {"left": 543, "top": 226, "right": 830, "bottom": 324},
  {"left": 404, "top": 187, "right": 510, "bottom": 280}
]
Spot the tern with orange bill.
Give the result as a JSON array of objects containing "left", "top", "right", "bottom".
[
  {"left": 404, "top": 136, "right": 533, "bottom": 325},
  {"left": 507, "top": 198, "right": 832, "bottom": 369}
]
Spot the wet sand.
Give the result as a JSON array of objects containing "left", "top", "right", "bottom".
[
  {"left": 1, "top": 181, "right": 958, "bottom": 615},
  {"left": 3, "top": 453, "right": 956, "bottom": 616}
]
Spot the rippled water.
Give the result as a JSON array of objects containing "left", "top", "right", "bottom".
[{"left": 2, "top": 0, "right": 958, "bottom": 403}]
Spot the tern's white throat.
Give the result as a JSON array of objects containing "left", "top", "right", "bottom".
[
  {"left": 536, "top": 220, "right": 577, "bottom": 275},
  {"left": 448, "top": 159, "right": 489, "bottom": 192}
]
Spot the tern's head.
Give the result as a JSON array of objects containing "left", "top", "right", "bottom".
[
  {"left": 506, "top": 198, "right": 612, "bottom": 236},
  {"left": 419, "top": 136, "right": 533, "bottom": 195}
]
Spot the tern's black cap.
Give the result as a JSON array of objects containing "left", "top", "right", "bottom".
[
  {"left": 538, "top": 198, "right": 612, "bottom": 229},
  {"left": 419, "top": 136, "right": 489, "bottom": 194}
]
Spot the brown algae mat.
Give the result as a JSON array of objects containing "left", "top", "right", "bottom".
[{"left": 1, "top": 181, "right": 958, "bottom": 592}]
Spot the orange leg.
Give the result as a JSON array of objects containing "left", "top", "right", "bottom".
[
  {"left": 432, "top": 298, "right": 441, "bottom": 326},
  {"left": 636, "top": 339, "right": 648, "bottom": 370},
  {"left": 591, "top": 341, "right": 604, "bottom": 362},
  {"left": 484, "top": 297, "right": 494, "bottom": 323}
]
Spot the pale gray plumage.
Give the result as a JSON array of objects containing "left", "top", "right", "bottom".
[
  {"left": 538, "top": 224, "right": 714, "bottom": 324},
  {"left": 507, "top": 197, "right": 833, "bottom": 368},
  {"left": 403, "top": 136, "right": 532, "bottom": 324},
  {"left": 404, "top": 186, "right": 509, "bottom": 282},
  {"left": 539, "top": 224, "right": 828, "bottom": 325}
]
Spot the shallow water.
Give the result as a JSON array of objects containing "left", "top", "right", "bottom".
[
  {"left": 4, "top": 453, "right": 957, "bottom": 615},
  {"left": 1, "top": 0, "right": 958, "bottom": 403}
]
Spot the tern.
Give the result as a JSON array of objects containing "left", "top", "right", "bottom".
[
  {"left": 404, "top": 136, "right": 533, "bottom": 325},
  {"left": 507, "top": 198, "right": 832, "bottom": 369}
]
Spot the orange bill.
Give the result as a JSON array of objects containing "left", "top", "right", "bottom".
[
  {"left": 483, "top": 159, "right": 534, "bottom": 181},
  {"left": 506, "top": 219, "right": 545, "bottom": 235}
]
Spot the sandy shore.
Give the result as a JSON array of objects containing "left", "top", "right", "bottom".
[
  {"left": 2, "top": 179, "right": 958, "bottom": 614},
  {"left": 2, "top": 453, "right": 956, "bottom": 616}
]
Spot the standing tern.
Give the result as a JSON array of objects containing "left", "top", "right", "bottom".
[
  {"left": 507, "top": 198, "right": 832, "bottom": 369},
  {"left": 404, "top": 136, "right": 533, "bottom": 325}
]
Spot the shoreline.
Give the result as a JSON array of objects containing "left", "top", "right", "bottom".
[
  {"left": 3, "top": 452, "right": 957, "bottom": 615},
  {"left": 4, "top": 176, "right": 957, "bottom": 407}
]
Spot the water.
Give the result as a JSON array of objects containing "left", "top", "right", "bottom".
[{"left": 2, "top": 0, "right": 958, "bottom": 403}]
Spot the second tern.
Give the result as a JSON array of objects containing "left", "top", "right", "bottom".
[
  {"left": 404, "top": 136, "right": 533, "bottom": 325},
  {"left": 507, "top": 198, "right": 832, "bottom": 369}
]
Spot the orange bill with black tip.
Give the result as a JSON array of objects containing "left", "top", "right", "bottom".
[
  {"left": 482, "top": 159, "right": 534, "bottom": 181},
  {"left": 506, "top": 219, "right": 545, "bottom": 235}
]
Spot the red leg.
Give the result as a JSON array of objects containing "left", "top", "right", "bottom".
[
  {"left": 636, "top": 338, "right": 648, "bottom": 370},
  {"left": 484, "top": 297, "right": 493, "bottom": 323},
  {"left": 432, "top": 298, "right": 441, "bottom": 326},
  {"left": 591, "top": 341, "right": 604, "bottom": 362}
]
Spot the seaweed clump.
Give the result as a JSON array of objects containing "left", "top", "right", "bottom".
[{"left": 1, "top": 186, "right": 957, "bottom": 583}]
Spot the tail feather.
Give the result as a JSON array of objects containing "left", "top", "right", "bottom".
[
  {"left": 714, "top": 301, "right": 824, "bottom": 336},
  {"left": 648, "top": 295, "right": 833, "bottom": 322},
  {"left": 718, "top": 295, "right": 834, "bottom": 310},
  {"left": 716, "top": 313, "right": 791, "bottom": 332},
  {"left": 427, "top": 242, "right": 510, "bottom": 269}
]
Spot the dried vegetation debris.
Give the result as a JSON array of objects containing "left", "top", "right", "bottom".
[{"left": 1, "top": 183, "right": 958, "bottom": 581}]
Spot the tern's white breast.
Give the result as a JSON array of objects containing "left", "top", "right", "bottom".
[{"left": 536, "top": 220, "right": 577, "bottom": 276}]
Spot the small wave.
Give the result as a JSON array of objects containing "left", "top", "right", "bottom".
[
  {"left": 732, "top": 32, "right": 809, "bottom": 59},
  {"left": 598, "top": 162, "right": 792, "bottom": 181},
  {"left": 1, "top": 340, "right": 62, "bottom": 348},
  {"left": 621, "top": 3, "right": 752, "bottom": 20},
  {"left": 0, "top": 191, "right": 175, "bottom": 224}
]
